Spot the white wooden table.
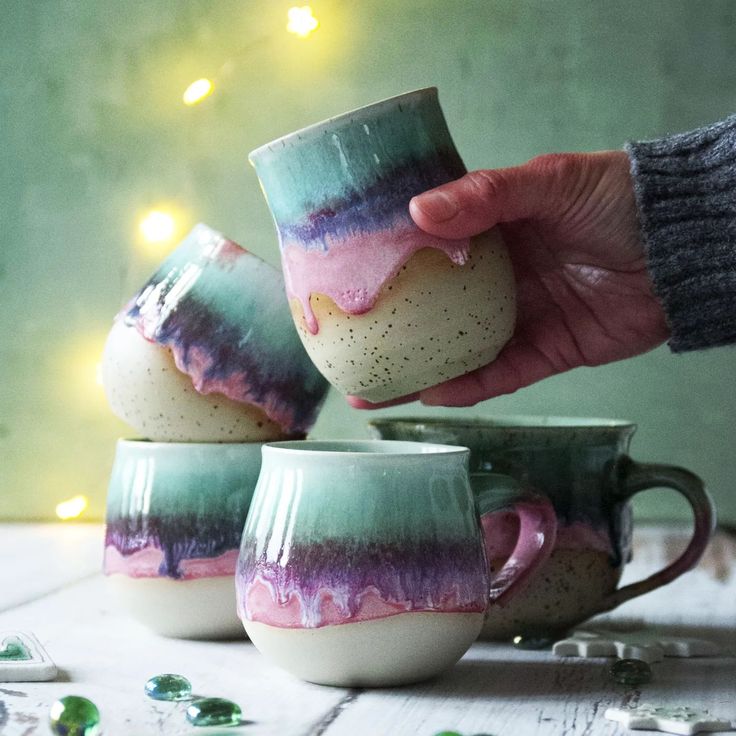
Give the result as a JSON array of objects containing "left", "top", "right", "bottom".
[{"left": 1, "top": 523, "right": 734, "bottom": 735}]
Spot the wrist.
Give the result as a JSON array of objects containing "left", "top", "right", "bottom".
[{"left": 625, "top": 115, "right": 736, "bottom": 351}]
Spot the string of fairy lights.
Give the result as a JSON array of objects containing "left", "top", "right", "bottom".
[
  {"left": 137, "top": 5, "right": 320, "bottom": 249},
  {"left": 54, "top": 5, "right": 320, "bottom": 520}
]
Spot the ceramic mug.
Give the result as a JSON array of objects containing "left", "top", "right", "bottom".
[
  {"left": 235, "top": 440, "right": 555, "bottom": 686},
  {"left": 103, "top": 439, "right": 263, "bottom": 639},
  {"left": 249, "top": 87, "right": 516, "bottom": 403},
  {"left": 368, "top": 416, "right": 716, "bottom": 640},
  {"left": 101, "top": 223, "right": 329, "bottom": 442}
]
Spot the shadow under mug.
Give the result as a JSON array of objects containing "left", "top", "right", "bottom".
[
  {"left": 235, "top": 439, "right": 555, "bottom": 687},
  {"left": 103, "top": 439, "right": 263, "bottom": 639},
  {"left": 367, "top": 416, "right": 716, "bottom": 640}
]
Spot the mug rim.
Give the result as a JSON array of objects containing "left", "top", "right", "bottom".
[
  {"left": 116, "top": 438, "right": 266, "bottom": 451},
  {"left": 248, "top": 87, "right": 438, "bottom": 162},
  {"left": 367, "top": 415, "right": 636, "bottom": 430},
  {"left": 263, "top": 438, "right": 469, "bottom": 457}
]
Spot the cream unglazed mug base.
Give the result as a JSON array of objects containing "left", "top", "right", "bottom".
[
  {"left": 249, "top": 88, "right": 516, "bottom": 403},
  {"left": 236, "top": 440, "right": 555, "bottom": 687},
  {"left": 289, "top": 238, "right": 514, "bottom": 402}
]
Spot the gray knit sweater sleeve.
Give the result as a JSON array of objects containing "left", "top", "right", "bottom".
[{"left": 625, "top": 115, "right": 736, "bottom": 352}]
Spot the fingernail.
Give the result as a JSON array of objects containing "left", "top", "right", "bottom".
[{"left": 411, "top": 191, "right": 458, "bottom": 222}]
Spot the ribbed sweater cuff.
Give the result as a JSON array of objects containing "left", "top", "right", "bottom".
[{"left": 625, "top": 115, "right": 736, "bottom": 352}]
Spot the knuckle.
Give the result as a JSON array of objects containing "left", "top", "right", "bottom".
[
  {"left": 525, "top": 152, "right": 592, "bottom": 205},
  {"left": 464, "top": 169, "right": 506, "bottom": 204},
  {"left": 526, "top": 152, "right": 583, "bottom": 181}
]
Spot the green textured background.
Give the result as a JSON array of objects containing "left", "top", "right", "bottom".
[{"left": 2, "top": 0, "right": 735, "bottom": 522}]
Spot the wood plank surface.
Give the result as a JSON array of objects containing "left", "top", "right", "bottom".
[
  {"left": 0, "top": 524, "right": 733, "bottom": 736},
  {"left": 0, "top": 524, "right": 103, "bottom": 613},
  {"left": 0, "top": 576, "right": 349, "bottom": 735}
]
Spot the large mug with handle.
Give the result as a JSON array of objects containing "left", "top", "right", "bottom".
[
  {"left": 235, "top": 440, "right": 555, "bottom": 686},
  {"left": 368, "top": 416, "right": 716, "bottom": 640}
]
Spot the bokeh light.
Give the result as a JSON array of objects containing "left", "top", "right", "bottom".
[
  {"left": 139, "top": 210, "right": 176, "bottom": 244},
  {"left": 55, "top": 495, "right": 89, "bottom": 520},
  {"left": 182, "top": 78, "right": 214, "bottom": 105},
  {"left": 287, "top": 6, "right": 319, "bottom": 37}
]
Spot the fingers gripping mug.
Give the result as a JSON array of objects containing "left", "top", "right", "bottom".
[
  {"left": 235, "top": 440, "right": 555, "bottom": 687},
  {"left": 368, "top": 416, "right": 716, "bottom": 640}
]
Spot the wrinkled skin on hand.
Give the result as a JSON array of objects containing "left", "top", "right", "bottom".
[{"left": 349, "top": 151, "right": 670, "bottom": 408}]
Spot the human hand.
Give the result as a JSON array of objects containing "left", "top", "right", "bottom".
[{"left": 349, "top": 151, "right": 670, "bottom": 408}]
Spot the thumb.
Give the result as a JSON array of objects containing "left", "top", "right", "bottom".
[{"left": 409, "top": 154, "right": 571, "bottom": 239}]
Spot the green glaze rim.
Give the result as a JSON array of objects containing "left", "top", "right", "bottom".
[
  {"left": 367, "top": 415, "right": 636, "bottom": 430},
  {"left": 248, "top": 87, "right": 438, "bottom": 162},
  {"left": 115, "top": 438, "right": 266, "bottom": 452},
  {"left": 263, "top": 438, "right": 469, "bottom": 457}
]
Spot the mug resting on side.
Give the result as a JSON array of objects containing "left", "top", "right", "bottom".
[{"left": 101, "top": 223, "right": 329, "bottom": 442}]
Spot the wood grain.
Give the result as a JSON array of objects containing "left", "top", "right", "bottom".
[{"left": 0, "top": 524, "right": 733, "bottom": 735}]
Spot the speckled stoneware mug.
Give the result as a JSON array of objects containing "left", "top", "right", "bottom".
[
  {"left": 103, "top": 439, "right": 263, "bottom": 639},
  {"left": 101, "top": 223, "right": 329, "bottom": 442},
  {"left": 248, "top": 88, "right": 516, "bottom": 402},
  {"left": 236, "top": 440, "right": 556, "bottom": 687},
  {"left": 368, "top": 416, "right": 716, "bottom": 640}
]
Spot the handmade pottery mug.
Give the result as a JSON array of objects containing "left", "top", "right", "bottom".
[
  {"left": 236, "top": 440, "right": 555, "bottom": 686},
  {"left": 368, "top": 416, "right": 716, "bottom": 640},
  {"left": 103, "top": 439, "right": 263, "bottom": 639},
  {"left": 248, "top": 87, "right": 516, "bottom": 402},
  {"left": 101, "top": 223, "right": 329, "bottom": 442}
]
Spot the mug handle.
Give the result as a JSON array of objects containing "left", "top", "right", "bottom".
[
  {"left": 472, "top": 473, "right": 558, "bottom": 606},
  {"left": 597, "top": 458, "right": 716, "bottom": 613}
]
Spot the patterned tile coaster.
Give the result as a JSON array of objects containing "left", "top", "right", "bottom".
[
  {"left": 605, "top": 704, "right": 734, "bottom": 735},
  {"left": 0, "top": 631, "right": 57, "bottom": 682},
  {"left": 552, "top": 628, "right": 720, "bottom": 663}
]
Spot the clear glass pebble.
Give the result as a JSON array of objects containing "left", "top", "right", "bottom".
[
  {"left": 610, "top": 658, "right": 652, "bottom": 686},
  {"left": 49, "top": 695, "right": 101, "bottom": 736},
  {"left": 186, "top": 697, "right": 242, "bottom": 727},
  {"left": 512, "top": 634, "right": 554, "bottom": 650},
  {"left": 144, "top": 673, "right": 192, "bottom": 701}
]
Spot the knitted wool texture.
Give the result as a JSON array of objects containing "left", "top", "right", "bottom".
[{"left": 626, "top": 115, "right": 736, "bottom": 352}]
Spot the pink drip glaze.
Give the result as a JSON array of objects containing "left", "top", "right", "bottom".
[
  {"left": 177, "top": 344, "right": 297, "bottom": 433},
  {"left": 241, "top": 576, "right": 484, "bottom": 629},
  {"left": 482, "top": 515, "right": 614, "bottom": 561},
  {"left": 103, "top": 545, "right": 238, "bottom": 580},
  {"left": 282, "top": 221, "right": 471, "bottom": 334}
]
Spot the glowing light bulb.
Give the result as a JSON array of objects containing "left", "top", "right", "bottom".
[
  {"left": 56, "top": 495, "right": 89, "bottom": 521},
  {"left": 139, "top": 210, "right": 176, "bottom": 244},
  {"left": 287, "top": 6, "right": 319, "bottom": 37},
  {"left": 183, "top": 78, "right": 214, "bottom": 106}
]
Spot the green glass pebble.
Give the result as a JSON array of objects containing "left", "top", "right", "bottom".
[
  {"left": 433, "top": 732, "right": 464, "bottom": 736},
  {"left": 49, "top": 696, "right": 100, "bottom": 736},
  {"left": 144, "top": 673, "right": 192, "bottom": 701},
  {"left": 610, "top": 658, "right": 652, "bottom": 686},
  {"left": 186, "top": 697, "right": 242, "bottom": 727},
  {"left": 512, "top": 634, "right": 555, "bottom": 650}
]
